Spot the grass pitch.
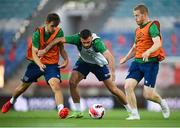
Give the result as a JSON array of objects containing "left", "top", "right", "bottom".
[{"left": 0, "top": 109, "right": 180, "bottom": 128}]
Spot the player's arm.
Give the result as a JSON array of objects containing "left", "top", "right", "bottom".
[
  {"left": 58, "top": 43, "right": 69, "bottom": 69},
  {"left": 103, "top": 49, "right": 116, "bottom": 81},
  {"left": 120, "top": 43, "right": 136, "bottom": 64},
  {"left": 32, "top": 46, "right": 46, "bottom": 71},
  {"left": 38, "top": 37, "right": 66, "bottom": 57},
  {"left": 93, "top": 39, "right": 116, "bottom": 81},
  {"left": 38, "top": 34, "right": 80, "bottom": 57},
  {"left": 142, "top": 23, "right": 162, "bottom": 62},
  {"left": 32, "top": 31, "right": 46, "bottom": 71}
]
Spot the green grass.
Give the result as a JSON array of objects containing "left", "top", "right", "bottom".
[{"left": 0, "top": 109, "right": 180, "bottom": 127}]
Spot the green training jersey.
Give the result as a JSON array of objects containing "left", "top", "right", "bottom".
[
  {"left": 32, "top": 27, "right": 64, "bottom": 49},
  {"left": 65, "top": 33, "right": 108, "bottom": 66}
]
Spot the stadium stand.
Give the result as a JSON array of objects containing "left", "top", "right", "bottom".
[
  {"left": 0, "top": 0, "right": 40, "bottom": 19},
  {"left": 0, "top": 0, "right": 41, "bottom": 77},
  {"left": 112, "top": 0, "right": 180, "bottom": 18}
]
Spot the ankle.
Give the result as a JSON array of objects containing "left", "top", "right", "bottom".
[
  {"left": 10, "top": 97, "right": 16, "bottom": 104},
  {"left": 74, "top": 103, "right": 82, "bottom": 112},
  {"left": 132, "top": 108, "right": 139, "bottom": 115},
  {"left": 57, "top": 104, "right": 64, "bottom": 112},
  {"left": 124, "top": 104, "right": 132, "bottom": 113}
]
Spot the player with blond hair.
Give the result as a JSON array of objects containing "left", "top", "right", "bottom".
[{"left": 120, "top": 4, "right": 170, "bottom": 120}]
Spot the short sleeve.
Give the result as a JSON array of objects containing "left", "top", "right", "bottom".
[
  {"left": 56, "top": 29, "right": 64, "bottom": 37},
  {"left": 149, "top": 23, "right": 160, "bottom": 38},
  {"left": 32, "top": 30, "right": 40, "bottom": 49},
  {"left": 65, "top": 34, "right": 80, "bottom": 45},
  {"left": 93, "top": 39, "right": 107, "bottom": 53}
]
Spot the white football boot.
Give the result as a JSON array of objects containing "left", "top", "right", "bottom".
[
  {"left": 126, "top": 113, "right": 140, "bottom": 120},
  {"left": 161, "top": 99, "right": 170, "bottom": 119}
]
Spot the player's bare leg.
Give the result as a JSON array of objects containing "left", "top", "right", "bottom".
[
  {"left": 124, "top": 78, "right": 140, "bottom": 120},
  {"left": 68, "top": 71, "right": 84, "bottom": 118},
  {"left": 143, "top": 86, "right": 170, "bottom": 118},
  {"left": 69, "top": 71, "right": 84, "bottom": 103},
  {"left": 103, "top": 78, "right": 132, "bottom": 114},
  {"left": 49, "top": 78, "right": 64, "bottom": 106},
  {"left": 48, "top": 78, "right": 69, "bottom": 119},
  {"left": 1, "top": 82, "right": 31, "bottom": 113}
]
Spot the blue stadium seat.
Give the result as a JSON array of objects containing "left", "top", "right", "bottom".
[
  {"left": 0, "top": 0, "right": 40, "bottom": 19},
  {"left": 112, "top": 0, "right": 180, "bottom": 18}
]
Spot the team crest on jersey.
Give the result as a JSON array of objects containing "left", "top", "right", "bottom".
[{"left": 136, "top": 32, "right": 144, "bottom": 41}]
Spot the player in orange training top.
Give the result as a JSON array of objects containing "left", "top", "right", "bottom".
[{"left": 120, "top": 4, "right": 170, "bottom": 120}]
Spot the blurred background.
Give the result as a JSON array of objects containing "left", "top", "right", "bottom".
[{"left": 0, "top": 0, "right": 180, "bottom": 112}]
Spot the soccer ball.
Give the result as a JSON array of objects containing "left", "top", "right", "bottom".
[{"left": 89, "top": 104, "right": 105, "bottom": 119}]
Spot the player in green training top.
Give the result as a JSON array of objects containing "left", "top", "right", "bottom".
[
  {"left": 1, "top": 13, "right": 69, "bottom": 119},
  {"left": 38, "top": 29, "right": 132, "bottom": 119}
]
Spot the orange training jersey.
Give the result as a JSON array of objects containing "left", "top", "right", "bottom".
[
  {"left": 135, "top": 21, "right": 165, "bottom": 61},
  {"left": 26, "top": 27, "right": 60, "bottom": 64}
]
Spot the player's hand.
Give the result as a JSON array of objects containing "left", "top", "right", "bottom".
[
  {"left": 120, "top": 57, "right": 127, "bottom": 64},
  {"left": 38, "top": 63, "right": 46, "bottom": 71},
  {"left": 38, "top": 49, "right": 46, "bottom": 57},
  {"left": 58, "top": 60, "right": 68, "bottom": 69},
  {"left": 142, "top": 50, "right": 150, "bottom": 62}
]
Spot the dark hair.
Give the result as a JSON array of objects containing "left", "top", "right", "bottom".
[
  {"left": 46, "top": 13, "right": 60, "bottom": 26},
  {"left": 134, "top": 4, "right": 148, "bottom": 14},
  {"left": 80, "top": 29, "right": 92, "bottom": 39}
]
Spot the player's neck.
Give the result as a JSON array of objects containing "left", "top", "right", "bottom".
[
  {"left": 45, "top": 26, "right": 48, "bottom": 33},
  {"left": 143, "top": 17, "right": 150, "bottom": 24}
]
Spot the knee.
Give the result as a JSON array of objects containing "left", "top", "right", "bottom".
[
  {"left": 49, "top": 81, "right": 61, "bottom": 92},
  {"left": 124, "top": 84, "right": 134, "bottom": 94}
]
